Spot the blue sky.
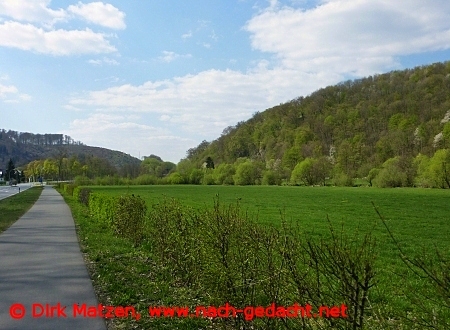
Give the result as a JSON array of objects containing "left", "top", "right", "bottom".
[{"left": 1, "top": 0, "right": 450, "bottom": 163}]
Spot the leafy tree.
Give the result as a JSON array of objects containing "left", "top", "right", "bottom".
[
  {"left": 366, "top": 168, "right": 380, "bottom": 187},
  {"left": 290, "top": 157, "right": 330, "bottom": 186},
  {"left": 141, "top": 157, "right": 161, "bottom": 176},
  {"left": 261, "top": 170, "right": 280, "bottom": 185},
  {"left": 176, "top": 159, "right": 195, "bottom": 183},
  {"left": 205, "top": 156, "right": 215, "bottom": 169},
  {"left": 155, "top": 161, "right": 176, "bottom": 178},
  {"left": 6, "top": 158, "right": 15, "bottom": 181},
  {"left": 167, "top": 172, "right": 184, "bottom": 184},
  {"left": 213, "top": 163, "right": 235, "bottom": 185},
  {"left": 372, "top": 156, "right": 415, "bottom": 187},
  {"left": 233, "top": 160, "right": 260, "bottom": 185},
  {"left": 429, "top": 149, "right": 450, "bottom": 188},
  {"left": 442, "top": 122, "right": 450, "bottom": 148},
  {"left": 43, "top": 159, "right": 57, "bottom": 179},
  {"left": 413, "top": 154, "right": 433, "bottom": 187},
  {"left": 202, "top": 173, "right": 215, "bottom": 185},
  {"left": 189, "top": 169, "right": 204, "bottom": 184}
]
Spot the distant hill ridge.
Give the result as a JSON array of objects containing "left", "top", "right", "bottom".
[{"left": 0, "top": 129, "right": 140, "bottom": 170}]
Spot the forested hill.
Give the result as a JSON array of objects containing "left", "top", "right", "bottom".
[
  {"left": 0, "top": 129, "right": 140, "bottom": 170},
  {"left": 184, "top": 61, "right": 450, "bottom": 186}
]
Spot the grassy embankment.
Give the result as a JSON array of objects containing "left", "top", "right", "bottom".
[
  {"left": 0, "top": 186, "right": 43, "bottom": 233},
  {"left": 62, "top": 185, "right": 450, "bottom": 329}
]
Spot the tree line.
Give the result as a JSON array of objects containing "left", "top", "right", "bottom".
[{"left": 0, "top": 129, "right": 83, "bottom": 146}]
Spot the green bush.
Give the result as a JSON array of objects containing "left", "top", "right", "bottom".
[
  {"left": 74, "top": 175, "right": 92, "bottom": 186},
  {"left": 373, "top": 156, "right": 414, "bottom": 187},
  {"left": 113, "top": 194, "right": 147, "bottom": 245},
  {"left": 148, "top": 198, "right": 205, "bottom": 285},
  {"left": 146, "top": 197, "right": 377, "bottom": 329},
  {"left": 88, "top": 193, "right": 116, "bottom": 227},
  {"left": 133, "top": 174, "right": 158, "bottom": 185},
  {"left": 262, "top": 170, "right": 280, "bottom": 185},
  {"left": 202, "top": 173, "right": 215, "bottom": 185},
  {"left": 77, "top": 188, "right": 92, "bottom": 206},
  {"left": 63, "top": 183, "right": 78, "bottom": 196}
]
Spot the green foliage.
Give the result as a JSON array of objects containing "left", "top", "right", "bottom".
[
  {"left": 113, "top": 195, "right": 147, "bottom": 245},
  {"left": 63, "top": 183, "right": 78, "bottom": 196},
  {"left": 202, "top": 173, "right": 215, "bottom": 185},
  {"left": 205, "top": 156, "right": 215, "bottom": 169},
  {"left": 189, "top": 168, "right": 204, "bottom": 184},
  {"left": 74, "top": 175, "right": 92, "bottom": 186},
  {"left": 78, "top": 188, "right": 92, "bottom": 206},
  {"left": 167, "top": 172, "right": 184, "bottom": 184},
  {"left": 429, "top": 148, "right": 450, "bottom": 188},
  {"left": 367, "top": 168, "right": 380, "bottom": 187},
  {"left": 413, "top": 153, "right": 433, "bottom": 187},
  {"left": 261, "top": 170, "right": 280, "bottom": 185},
  {"left": 144, "top": 196, "right": 378, "bottom": 329},
  {"left": 233, "top": 160, "right": 261, "bottom": 185},
  {"left": 443, "top": 121, "right": 450, "bottom": 147},
  {"left": 213, "top": 163, "right": 235, "bottom": 185},
  {"left": 373, "top": 157, "right": 413, "bottom": 188},
  {"left": 147, "top": 198, "right": 205, "bottom": 286},
  {"left": 176, "top": 158, "right": 195, "bottom": 183},
  {"left": 333, "top": 171, "right": 354, "bottom": 187},
  {"left": 134, "top": 174, "right": 158, "bottom": 185},
  {"left": 88, "top": 193, "right": 116, "bottom": 227},
  {"left": 290, "top": 157, "right": 330, "bottom": 186}
]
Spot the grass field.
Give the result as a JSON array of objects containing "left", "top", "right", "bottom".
[
  {"left": 0, "top": 186, "right": 43, "bottom": 233},
  {"left": 66, "top": 185, "right": 450, "bottom": 329},
  {"left": 89, "top": 185, "right": 450, "bottom": 251}
]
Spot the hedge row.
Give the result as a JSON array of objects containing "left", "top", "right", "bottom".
[{"left": 61, "top": 184, "right": 146, "bottom": 245}]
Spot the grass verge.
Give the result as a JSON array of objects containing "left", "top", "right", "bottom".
[
  {"left": 58, "top": 189, "right": 212, "bottom": 329},
  {"left": 0, "top": 186, "right": 43, "bottom": 234}
]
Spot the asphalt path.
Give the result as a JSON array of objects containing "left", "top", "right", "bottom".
[
  {"left": 0, "top": 183, "right": 33, "bottom": 201},
  {"left": 0, "top": 186, "right": 106, "bottom": 330}
]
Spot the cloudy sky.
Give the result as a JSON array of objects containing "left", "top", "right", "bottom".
[{"left": 1, "top": 0, "right": 450, "bottom": 163}]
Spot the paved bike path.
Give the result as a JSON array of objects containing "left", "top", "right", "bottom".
[{"left": 0, "top": 186, "right": 106, "bottom": 330}]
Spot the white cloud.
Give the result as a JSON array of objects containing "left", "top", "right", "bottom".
[
  {"left": 88, "top": 57, "right": 119, "bottom": 65},
  {"left": 0, "top": 21, "right": 116, "bottom": 55},
  {"left": 68, "top": 1, "right": 126, "bottom": 30},
  {"left": 68, "top": 64, "right": 330, "bottom": 137},
  {"left": 0, "top": 84, "right": 19, "bottom": 97},
  {"left": 0, "top": 83, "right": 31, "bottom": 102},
  {"left": 0, "top": 0, "right": 66, "bottom": 27},
  {"left": 0, "top": 1, "right": 123, "bottom": 55},
  {"left": 158, "top": 51, "right": 192, "bottom": 63},
  {"left": 182, "top": 30, "right": 192, "bottom": 39},
  {"left": 245, "top": 0, "right": 450, "bottom": 76}
]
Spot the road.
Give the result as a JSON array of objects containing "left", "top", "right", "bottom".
[
  {"left": 0, "top": 183, "right": 34, "bottom": 201},
  {"left": 0, "top": 186, "right": 107, "bottom": 330}
]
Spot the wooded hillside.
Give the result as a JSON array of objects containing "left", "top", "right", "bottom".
[
  {"left": 0, "top": 129, "right": 140, "bottom": 172},
  {"left": 180, "top": 61, "right": 450, "bottom": 187}
]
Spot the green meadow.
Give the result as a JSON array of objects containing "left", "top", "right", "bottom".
[
  {"left": 68, "top": 185, "right": 449, "bottom": 329},
  {"left": 90, "top": 185, "right": 449, "bottom": 250}
]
